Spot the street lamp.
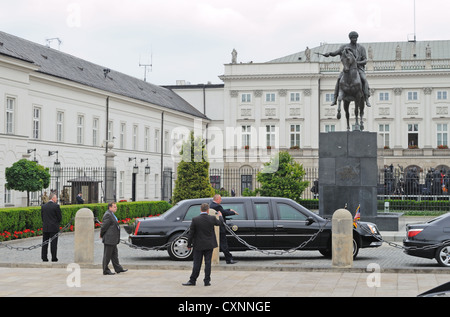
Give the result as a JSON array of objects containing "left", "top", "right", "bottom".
[
  {"left": 27, "top": 149, "right": 38, "bottom": 163},
  {"left": 141, "top": 158, "right": 151, "bottom": 175},
  {"left": 128, "top": 157, "right": 139, "bottom": 174}
]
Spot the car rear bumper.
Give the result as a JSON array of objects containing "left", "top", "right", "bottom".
[{"left": 403, "top": 239, "right": 436, "bottom": 259}]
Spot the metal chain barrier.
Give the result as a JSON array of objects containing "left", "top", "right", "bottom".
[
  {"left": 120, "top": 226, "right": 191, "bottom": 251},
  {"left": 0, "top": 218, "right": 75, "bottom": 251},
  {"left": 356, "top": 221, "right": 450, "bottom": 252},
  {"left": 121, "top": 218, "right": 331, "bottom": 256}
]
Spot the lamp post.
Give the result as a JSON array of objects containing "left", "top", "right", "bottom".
[{"left": 129, "top": 157, "right": 138, "bottom": 201}]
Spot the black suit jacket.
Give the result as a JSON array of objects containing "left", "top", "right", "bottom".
[
  {"left": 210, "top": 201, "right": 235, "bottom": 233},
  {"left": 100, "top": 210, "right": 121, "bottom": 245},
  {"left": 41, "top": 201, "right": 62, "bottom": 233},
  {"left": 187, "top": 213, "right": 222, "bottom": 251}
]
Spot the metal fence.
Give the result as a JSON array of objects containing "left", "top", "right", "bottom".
[
  {"left": 30, "top": 167, "right": 116, "bottom": 206},
  {"left": 209, "top": 167, "right": 450, "bottom": 212}
]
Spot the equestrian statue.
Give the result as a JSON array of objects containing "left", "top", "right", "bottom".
[{"left": 322, "top": 31, "right": 371, "bottom": 131}]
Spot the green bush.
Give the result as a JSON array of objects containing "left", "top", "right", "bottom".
[{"left": 0, "top": 201, "right": 172, "bottom": 234}]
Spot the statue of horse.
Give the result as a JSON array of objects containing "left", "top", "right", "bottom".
[{"left": 336, "top": 47, "right": 365, "bottom": 131}]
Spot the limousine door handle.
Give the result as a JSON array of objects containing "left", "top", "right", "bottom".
[{"left": 276, "top": 225, "right": 284, "bottom": 229}]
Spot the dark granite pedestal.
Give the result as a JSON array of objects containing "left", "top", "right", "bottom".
[{"left": 319, "top": 131, "right": 399, "bottom": 231}]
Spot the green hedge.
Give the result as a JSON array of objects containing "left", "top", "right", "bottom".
[{"left": 0, "top": 201, "right": 172, "bottom": 234}]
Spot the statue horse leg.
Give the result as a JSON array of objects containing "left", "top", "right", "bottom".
[
  {"left": 358, "top": 96, "right": 365, "bottom": 131},
  {"left": 344, "top": 100, "right": 350, "bottom": 131}
]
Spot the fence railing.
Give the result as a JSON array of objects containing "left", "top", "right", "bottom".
[
  {"left": 30, "top": 167, "right": 116, "bottom": 206},
  {"left": 209, "top": 167, "right": 450, "bottom": 212}
]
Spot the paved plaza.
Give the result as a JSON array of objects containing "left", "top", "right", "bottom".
[{"left": 1, "top": 216, "right": 449, "bottom": 298}]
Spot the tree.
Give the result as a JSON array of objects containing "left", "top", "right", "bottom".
[
  {"left": 256, "top": 151, "right": 309, "bottom": 203},
  {"left": 5, "top": 159, "right": 51, "bottom": 206},
  {"left": 172, "top": 132, "right": 215, "bottom": 204}
]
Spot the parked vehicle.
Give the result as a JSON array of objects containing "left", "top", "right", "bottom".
[
  {"left": 127, "top": 197, "right": 382, "bottom": 261},
  {"left": 403, "top": 213, "right": 450, "bottom": 267}
]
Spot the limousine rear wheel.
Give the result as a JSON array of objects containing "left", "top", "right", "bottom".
[{"left": 167, "top": 234, "right": 193, "bottom": 261}]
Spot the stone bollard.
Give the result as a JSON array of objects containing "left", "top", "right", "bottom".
[
  {"left": 74, "top": 208, "right": 94, "bottom": 264},
  {"left": 332, "top": 208, "right": 353, "bottom": 268},
  {"left": 209, "top": 208, "right": 220, "bottom": 265}
]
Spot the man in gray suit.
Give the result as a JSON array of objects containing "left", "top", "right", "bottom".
[
  {"left": 100, "top": 202, "right": 127, "bottom": 275},
  {"left": 183, "top": 203, "right": 222, "bottom": 286}
]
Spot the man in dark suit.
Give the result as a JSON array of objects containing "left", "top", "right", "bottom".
[
  {"left": 183, "top": 203, "right": 222, "bottom": 286},
  {"left": 100, "top": 202, "right": 127, "bottom": 275},
  {"left": 41, "top": 193, "right": 62, "bottom": 262},
  {"left": 210, "top": 194, "right": 239, "bottom": 264}
]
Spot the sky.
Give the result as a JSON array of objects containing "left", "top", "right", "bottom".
[{"left": 1, "top": 0, "right": 450, "bottom": 85}]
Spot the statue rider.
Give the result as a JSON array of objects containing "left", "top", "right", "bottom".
[{"left": 323, "top": 31, "right": 372, "bottom": 108}]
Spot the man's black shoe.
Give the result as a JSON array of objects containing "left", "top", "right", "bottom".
[
  {"left": 226, "top": 260, "right": 238, "bottom": 264},
  {"left": 182, "top": 281, "right": 196, "bottom": 286},
  {"left": 116, "top": 269, "right": 128, "bottom": 274},
  {"left": 204, "top": 282, "right": 211, "bottom": 286},
  {"left": 103, "top": 271, "right": 115, "bottom": 275}
]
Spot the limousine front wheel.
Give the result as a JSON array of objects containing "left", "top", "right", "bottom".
[
  {"left": 319, "top": 236, "right": 360, "bottom": 259},
  {"left": 167, "top": 234, "right": 193, "bottom": 261}
]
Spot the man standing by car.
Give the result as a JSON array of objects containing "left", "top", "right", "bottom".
[
  {"left": 100, "top": 202, "right": 127, "bottom": 275},
  {"left": 210, "top": 194, "right": 239, "bottom": 264},
  {"left": 183, "top": 203, "right": 222, "bottom": 286},
  {"left": 41, "top": 193, "right": 62, "bottom": 262}
]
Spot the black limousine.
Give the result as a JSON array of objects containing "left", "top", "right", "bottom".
[{"left": 127, "top": 197, "right": 382, "bottom": 261}]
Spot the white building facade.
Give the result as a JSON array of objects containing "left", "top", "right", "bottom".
[
  {"left": 0, "top": 31, "right": 208, "bottom": 207},
  {"left": 170, "top": 40, "right": 450, "bottom": 195},
  {"left": 173, "top": 40, "right": 450, "bottom": 170}
]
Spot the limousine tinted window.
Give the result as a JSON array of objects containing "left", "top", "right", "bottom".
[
  {"left": 183, "top": 203, "right": 246, "bottom": 221},
  {"left": 277, "top": 203, "right": 308, "bottom": 221},
  {"left": 255, "top": 203, "right": 271, "bottom": 220}
]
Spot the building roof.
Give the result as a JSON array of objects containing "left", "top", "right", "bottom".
[
  {"left": 268, "top": 40, "right": 450, "bottom": 64},
  {"left": 0, "top": 31, "right": 207, "bottom": 119}
]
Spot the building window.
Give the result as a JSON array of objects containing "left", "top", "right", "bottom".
[
  {"left": 265, "top": 93, "right": 276, "bottom": 103},
  {"left": 56, "top": 111, "right": 64, "bottom": 142},
  {"left": 325, "top": 93, "right": 334, "bottom": 103},
  {"left": 290, "top": 124, "right": 301, "bottom": 148},
  {"left": 164, "top": 131, "right": 169, "bottom": 154},
  {"left": 379, "top": 124, "right": 390, "bottom": 148},
  {"left": 437, "top": 91, "right": 448, "bottom": 100},
  {"left": 107, "top": 120, "right": 113, "bottom": 142},
  {"left": 325, "top": 124, "right": 335, "bottom": 133},
  {"left": 119, "top": 171, "right": 124, "bottom": 198},
  {"left": 133, "top": 125, "right": 138, "bottom": 150},
  {"left": 290, "top": 92, "right": 301, "bottom": 102},
  {"left": 120, "top": 123, "right": 126, "bottom": 149},
  {"left": 407, "top": 91, "right": 418, "bottom": 101},
  {"left": 242, "top": 125, "right": 251, "bottom": 148},
  {"left": 437, "top": 123, "right": 448, "bottom": 147},
  {"left": 155, "top": 129, "right": 160, "bottom": 152},
  {"left": 408, "top": 123, "right": 419, "bottom": 148},
  {"left": 266, "top": 125, "right": 276, "bottom": 147},
  {"left": 4, "top": 185, "right": 12, "bottom": 205},
  {"left": 33, "top": 107, "right": 41, "bottom": 139},
  {"left": 144, "top": 127, "right": 150, "bottom": 152},
  {"left": 6, "top": 97, "right": 15, "bottom": 134},
  {"left": 241, "top": 93, "right": 251, "bottom": 103},
  {"left": 379, "top": 92, "right": 390, "bottom": 102},
  {"left": 77, "top": 115, "right": 84, "bottom": 144},
  {"left": 92, "top": 117, "right": 99, "bottom": 146}
]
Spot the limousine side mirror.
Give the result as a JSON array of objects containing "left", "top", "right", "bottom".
[{"left": 306, "top": 217, "right": 315, "bottom": 226}]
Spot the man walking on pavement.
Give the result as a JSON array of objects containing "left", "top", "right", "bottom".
[{"left": 100, "top": 202, "right": 127, "bottom": 275}]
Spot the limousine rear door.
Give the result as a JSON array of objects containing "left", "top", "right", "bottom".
[
  {"left": 273, "top": 200, "right": 321, "bottom": 249},
  {"left": 252, "top": 199, "right": 274, "bottom": 248},
  {"left": 221, "top": 201, "right": 256, "bottom": 248}
]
